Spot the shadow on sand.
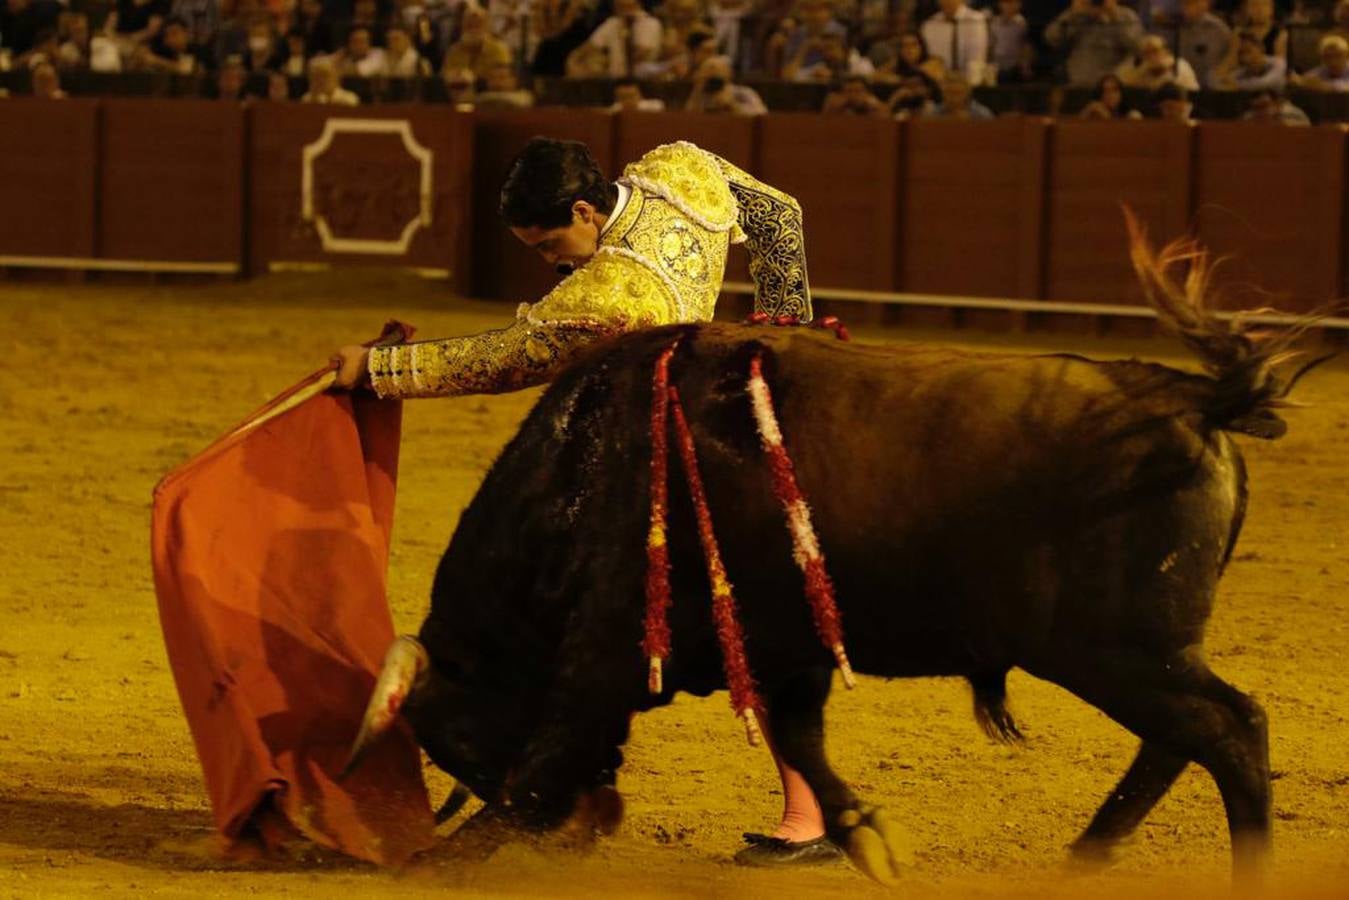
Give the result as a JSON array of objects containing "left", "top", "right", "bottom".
[{"left": 0, "top": 789, "right": 371, "bottom": 873}]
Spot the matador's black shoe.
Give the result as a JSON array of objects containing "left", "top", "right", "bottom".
[{"left": 733, "top": 832, "right": 845, "bottom": 867}]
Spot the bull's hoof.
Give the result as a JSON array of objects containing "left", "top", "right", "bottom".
[
  {"left": 419, "top": 807, "right": 518, "bottom": 865},
  {"left": 837, "top": 806, "right": 915, "bottom": 886},
  {"left": 1066, "top": 836, "right": 1117, "bottom": 872},
  {"left": 733, "top": 833, "right": 844, "bottom": 867}
]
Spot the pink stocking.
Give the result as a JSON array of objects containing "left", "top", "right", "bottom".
[{"left": 767, "top": 736, "right": 825, "bottom": 842}]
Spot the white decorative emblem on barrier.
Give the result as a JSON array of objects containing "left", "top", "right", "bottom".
[{"left": 300, "top": 118, "right": 433, "bottom": 255}]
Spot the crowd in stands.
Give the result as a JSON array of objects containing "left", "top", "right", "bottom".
[{"left": 2, "top": 0, "right": 1348, "bottom": 122}]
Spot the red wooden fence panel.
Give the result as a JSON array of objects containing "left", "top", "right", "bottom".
[
  {"left": 755, "top": 114, "right": 900, "bottom": 291},
  {"left": 100, "top": 100, "right": 244, "bottom": 266},
  {"left": 0, "top": 99, "right": 98, "bottom": 261},
  {"left": 1045, "top": 121, "right": 1192, "bottom": 305},
  {"left": 1194, "top": 122, "right": 1345, "bottom": 314},
  {"left": 902, "top": 116, "right": 1048, "bottom": 299}
]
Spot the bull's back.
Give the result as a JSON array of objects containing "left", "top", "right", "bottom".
[{"left": 661, "top": 326, "right": 1242, "bottom": 675}]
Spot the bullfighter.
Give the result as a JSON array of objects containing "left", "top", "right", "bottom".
[{"left": 332, "top": 137, "right": 837, "bottom": 866}]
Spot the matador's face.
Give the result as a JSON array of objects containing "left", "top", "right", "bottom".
[{"left": 510, "top": 201, "right": 604, "bottom": 276}]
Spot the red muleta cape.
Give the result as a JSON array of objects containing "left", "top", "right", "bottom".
[{"left": 150, "top": 334, "right": 435, "bottom": 865}]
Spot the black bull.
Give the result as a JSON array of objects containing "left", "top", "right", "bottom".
[{"left": 349, "top": 244, "right": 1318, "bottom": 884}]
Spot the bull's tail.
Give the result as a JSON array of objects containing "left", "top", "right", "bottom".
[
  {"left": 970, "top": 670, "right": 1023, "bottom": 744},
  {"left": 1125, "top": 209, "right": 1336, "bottom": 440}
]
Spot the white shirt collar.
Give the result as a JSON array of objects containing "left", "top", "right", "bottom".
[{"left": 600, "top": 182, "right": 631, "bottom": 237}]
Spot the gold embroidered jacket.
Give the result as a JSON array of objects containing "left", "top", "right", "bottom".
[{"left": 368, "top": 141, "right": 811, "bottom": 399}]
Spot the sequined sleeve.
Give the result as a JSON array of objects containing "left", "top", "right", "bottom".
[
  {"left": 710, "top": 155, "right": 813, "bottom": 321},
  {"left": 367, "top": 249, "right": 679, "bottom": 399}
]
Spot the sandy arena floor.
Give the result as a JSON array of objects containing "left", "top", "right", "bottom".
[{"left": 1, "top": 271, "right": 1346, "bottom": 899}]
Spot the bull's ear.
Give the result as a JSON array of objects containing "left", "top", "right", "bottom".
[{"left": 340, "top": 635, "right": 429, "bottom": 780}]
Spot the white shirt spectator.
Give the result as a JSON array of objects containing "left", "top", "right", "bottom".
[
  {"left": 383, "top": 46, "right": 430, "bottom": 76},
  {"left": 609, "top": 97, "right": 666, "bottom": 112},
  {"left": 343, "top": 47, "right": 387, "bottom": 77},
  {"left": 588, "top": 10, "right": 662, "bottom": 77},
  {"left": 303, "top": 85, "right": 360, "bottom": 104},
  {"left": 921, "top": 3, "right": 990, "bottom": 83},
  {"left": 1232, "top": 55, "right": 1286, "bottom": 91}
]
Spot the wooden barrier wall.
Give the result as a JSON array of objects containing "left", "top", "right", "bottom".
[
  {"left": 1, "top": 98, "right": 1345, "bottom": 319},
  {"left": 0, "top": 100, "right": 98, "bottom": 260},
  {"left": 100, "top": 100, "right": 245, "bottom": 266}
]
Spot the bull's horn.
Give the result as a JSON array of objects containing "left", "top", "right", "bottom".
[{"left": 340, "top": 635, "right": 429, "bottom": 780}]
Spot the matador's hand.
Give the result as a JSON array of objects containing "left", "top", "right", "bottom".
[{"left": 331, "top": 344, "right": 371, "bottom": 390}]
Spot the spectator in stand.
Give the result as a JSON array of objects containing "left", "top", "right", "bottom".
[
  {"left": 686, "top": 55, "right": 766, "bottom": 112},
  {"left": 1216, "top": 31, "right": 1286, "bottom": 88},
  {"left": 930, "top": 71, "right": 994, "bottom": 117},
  {"left": 887, "top": 68, "right": 940, "bottom": 117},
  {"left": 872, "top": 29, "right": 947, "bottom": 84},
  {"left": 1045, "top": 0, "right": 1143, "bottom": 87},
  {"left": 786, "top": 30, "right": 873, "bottom": 82},
  {"left": 781, "top": 0, "right": 847, "bottom": 76},
  {"left": 215, "top": 54, "right": 247, "bottom": 97},
  {"left": 760, "top": 14, "right": 796, "bottom": 78},
  {"left": 276, "top": 29, "right": 308, "bottom": 75},
  {"left": 822, "top": 74, "right": 887, "bottom": 115},
  {"left": 921, "top": 0, "right": 989, "bottom": 83},
  {"left": 1116, "top": 33, "right": 1199, "bottom": 89},
  {"left": 585, "top": 0, "right": 662, "bottom": 78},
  {"left": 147, "top": 16, "right": 202, "bottom": 72},
  {"left": 333, "top": 24, "right": 386, "bottom": 75},
  {"left": 864, "top": 13, "right": 908, "bottom": 80},
  {"left": 443, "top": 3, "right": 512, "bottom": 79},
  {"left": 1291, "top": 33, "right": 1349, "bottom": 90},
  {"left": 1151, "top": 79, "right": 1193, "bottom": 121},
  {"left": 476, "top": 60, "right": 534, "bottom": 106},
  {"left": 169, "top": 0, "right": 219, "bottom": 65},
  {"left": 609, "top": 75, "right": 666, "bottom": 110},
  {"left": 639, "top": 22, "right": 714, "bottom": 78},
  {"left": 18, "top": 25, "right": 59, "bottom": 67},
  {"left": 238, "top": 17, "right": 278, "bottom": 71},
  {"left": 746, "top": 0, "right": 794, "bottom": 72},
  {"left": 1167, "top": 0, "right": 1232, "bottom": 88},
  {"left": 302, "top": 54, "right": 359, "bottom": 101},
  {"left": 988, "top": 0, "right": 1033, "bottom": 84},
  {"left": 383, "top": 22, "right": 430, "bottom": 75},
  {"left": 1242, "top": 86, "right": 1310, "bottom": 123},
  {"left": 1231, "top": 0, "right": 1287, "bottom": 59},
  {"left": 66, "top": 10, "right": 124, "bottom": 71},
  {"left": 346, "top": 0, "right": 384, "bottom": 44},
  {"left": 294, "top": 0, "right": 336, "bottom": 56},
  {"left": 531, "top": 0, "right": 587, "bottom": 75},
  {"left": 678, "top": 30, "right": 724, "bottom": 77},
  {"left": 2, "top": 0, "right": 62, "bottom": 58},
  {"left": 487, "top": 0, "right": 529, "bottom": 65},
  {"left": 1079, "top": 71, "right": 1143, "bottom": 117},
  {"left": 107, "top": 0, "right": 172, "bottom": 55},
  {"left": 1323, "top": 0, "right": 1349, "bottom": 46},
  {"left": 709, "top": 0, "right": 747, "bottom": 63},
  {"left": 56, "top": 11, "right": 90, "bottom": 68},
  {"left": 266, "top": 66, "right": 291, "bottom": 98},
  {"left": 411, "top": 14, "right": 441, "bottom": 70},
  {"left": 565, "top": 40, "right": 608, "bottom": 76},
  {"left": 442, "top": 65, "right": 476, "bottom": 108},
  {"left": 655, "top": 0, "right": 708, "bottom": 72},
  {"left": 30, "top": 59, "right": 66, "bottom": 96}
]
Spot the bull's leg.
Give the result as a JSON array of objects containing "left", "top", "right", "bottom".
[
  {"left": 764, "top": 667, "right": 913, "bottom": 885},
  {"left": 1040, "top": 649, "right": 1270, "bottom": 880},
  {"left": 1070, "top": 741, "right": 1188, "bottom": 864}
]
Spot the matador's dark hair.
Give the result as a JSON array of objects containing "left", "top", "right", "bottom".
[{"left": 498, "top": 138, "right": 619, "bottom": 229}]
